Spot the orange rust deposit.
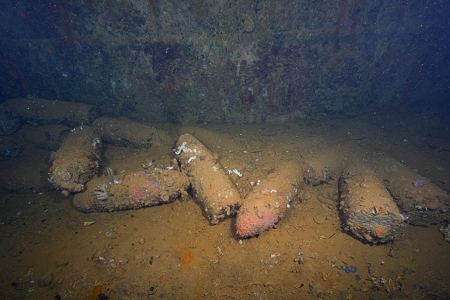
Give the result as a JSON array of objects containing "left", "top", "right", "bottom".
[
  {"left": 312, "top": 273, "right": 336, "bottom": 290},
  {"left": 180, "top": 248, "right": 194, "bottom": 270},
  {"left": 88, "top": 286, "right": 102, "bottom": 300},
  {"left": 373, "top": 227, "right": 387, "bottom": 237},
  {"left": 158, "top": 274, "right": 164, "bottom": 284}
]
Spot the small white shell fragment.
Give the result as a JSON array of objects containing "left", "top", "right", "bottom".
[
  {"left": 250, "top": 182, "right": 255, "bottom": 186},
  {"left": 175, "top": 142, "right": 193, "bottom": 155},
  {"left": 439, "top": 224, "right": 450, "bottom": 242},
  {"left": 239, "top": 240, "right": 243, "bottom": 245},
  {"left": 84, "top": 221, "right": 94, "bottom": 227},
  {"left": 166, "top": 166, "right": 174, "bottom": 170},
  {"left": 233, "top": 169, "right": 242, "bottom": 177},
  {"left": 270, "top": 189, "right": 277, "bottom": 193},
  {"left": 286, "top": 204, "right": 290, "bottom": 208},
  {"left": 187, "top": 156, "right": 196, "bottom": 164}
]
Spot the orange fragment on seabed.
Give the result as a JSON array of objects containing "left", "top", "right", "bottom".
[
  {"left": 88, "top": 286, "right": 102, "bottom": 300},
  {"left": 312, "top": 273, "right": 336, "bottom": 289},
  {"left": 180, "top": 248, "right": 194, "bottom": 270},
  {"left": 260, "top": 187, "right": 270, "bottom": 195}
]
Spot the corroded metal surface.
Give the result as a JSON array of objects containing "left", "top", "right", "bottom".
[
  {"left": 176, "top": 134, "right": 242, "bottom": 224},
  {"left": 73, "top": 169, "right": 189, "bottom": 213},
  {"left": 49, "top": 127, "right": 101, "bottom": 196},
  {"left": 339, "top": 165, "right": 405, "bottom": 244}
]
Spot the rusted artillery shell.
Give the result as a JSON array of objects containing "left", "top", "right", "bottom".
[
  {"left": 176, "top": 134, "right": 242, "bottom": 224},
  {"left": 73, "top": 169, "right": 189, "bottom": 213},
  {"left": 236, "top": 162, "right": 307, "bottom": 238},
  {"left": 374, "top": 157, "right": 450, "bottom": 226},
  {"left": 49, "top": 127, "right": 101, "bottom": 195},
  {"left": 4, "top": 98, "right": 98, "bottom": 127},
  {"left": 339, "top": 165, "right": 405, "bottom": 244},
  {"left": 92, "top": 117, "right": 173, "bottom": 149}
]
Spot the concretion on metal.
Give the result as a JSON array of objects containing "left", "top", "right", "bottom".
[
  {"left": 73, "top": 169, "right": 189, "bottom": 213},
  {"left": 339, "top": 165, "right": 404, "bottom": 244},
  {"left": 236, "top": 162, "right": 306, "bottom": 238},
  {"left": 176, "top": 134, "right": 242, "bottom": 225}
]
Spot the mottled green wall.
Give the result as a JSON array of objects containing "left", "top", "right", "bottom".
[{"left": 1, "top": 0, "right": 449, "bottom": 123}]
